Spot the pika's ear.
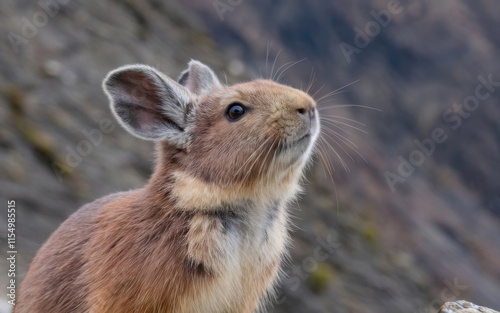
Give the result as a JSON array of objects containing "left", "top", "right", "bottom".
[
  {"left": 177, "top": 60, "right": 221, "bottom": 95},
  {"left": 103, "top": 64, "right": 192, "bottom": 147}
]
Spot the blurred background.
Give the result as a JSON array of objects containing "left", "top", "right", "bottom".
[{"left": 1, "top": 0, "right": 499, "bottom": 312}]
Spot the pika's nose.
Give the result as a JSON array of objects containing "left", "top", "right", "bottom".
[{"left": 297, "top": 107, "right": 315, "bottom": 120}]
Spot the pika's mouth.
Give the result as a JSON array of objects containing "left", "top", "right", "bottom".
[
  {"left": 284, "top": 132, "right": 312, "bottom": 150},
  {"left": 295, "top": 133, "right": 311, "bottom": 144},
  {"left": 281, "top": 116, "right": 319, "bottom": 152}
]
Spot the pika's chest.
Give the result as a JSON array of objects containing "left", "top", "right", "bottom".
[
  {"left": 181, "top": 201, "right": 289, "bottom": 312},
  {"left": 186, "top": 202, "right": 288, "bottom": 271}
]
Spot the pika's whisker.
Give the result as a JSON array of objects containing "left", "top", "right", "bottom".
[
  {"left": 275, "top": 58, "right": 307, "bottom": 82},
  {"left": 314, "top": 79, "right": 360, "bottom": 103},
  {"left": 319, "top": 133, "right": 349, "bottom": 172},
  {"left": 257, "top": 137, "right": 278, "bottom": 179},
  {"left": 267, "top": 140, "right": 280, "bottom": 184},
  {"left": 269, "top": 48, "right": 282, "bottom": 80},
  {"left": 318, "top": 103, "right": 382, "bottom": 111},
  {"left": 236, "top": 136, "right": 274, "bottom": 180},
  {"left": 320, "top": 117, "right": 369, "bottom": 134},
  {"left": 320, "top": 124, "right": 359, "bottom": 149},
  {"left": 322, "top": 126, "right": 368, "bottom": 164},
  {"left": 241, "top": 137, "right": 275, "bottom": 188},
  {"left": 305, "top": 68, "right": 317, "bottom": 94},
  {"left": 315, "top": 91, "right": 344, "bottom": 103},
  {"left": 315, "top": 140, "right": 335, "bottom": 178},
  {"left": 311, "top": 83, "right": 326, "bottom": 99},
  {"left": 314, "top": 139, "right": 341, "bottom": 213},
  {"left": 320, "top": 118, "right": 365, "bottom": 134},
  {"left": 272, "top": 60, "right": 296, "bottom": 81},
  {"left": 321, "top": 131, "right": 355, "bottom": 162},
  {"left": 263, "top": 137, "right": 280, "bottom": 185},
  {"left": 265, "top": 42, "right": 272, "bottom": 77},
  {"left": 321, "top": 114, "right": 366, "bottom": 126}
]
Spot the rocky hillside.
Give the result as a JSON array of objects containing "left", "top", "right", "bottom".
[{"left": 1, "top": 0, "right": 499, "bottom": 312}]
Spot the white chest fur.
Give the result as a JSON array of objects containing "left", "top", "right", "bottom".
[{"left": 182, "top": 200, "right": 289, "bottom": 313}]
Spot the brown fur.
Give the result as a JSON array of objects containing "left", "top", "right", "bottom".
[{"left": 15, "top": 68, "right": 318, "bottom": 313}]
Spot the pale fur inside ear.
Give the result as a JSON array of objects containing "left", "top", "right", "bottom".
[
  {"left": 102, "top": 64, "right": 192, "bottom": 147},
  {"left": 180, "top": 60, "right": 222, "bottom": 95}
]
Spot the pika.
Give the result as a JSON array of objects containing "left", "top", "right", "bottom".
[{"left": 15, "top": 60, "right": 319, "bottom": 313}]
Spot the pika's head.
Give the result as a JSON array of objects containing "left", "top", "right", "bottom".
[{"left": 103, "top": 60, "right": 319, "bottom": 188}]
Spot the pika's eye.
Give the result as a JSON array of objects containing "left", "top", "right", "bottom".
[{"left": 226, "top": 103, "right": 246, "bottom": 121}]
